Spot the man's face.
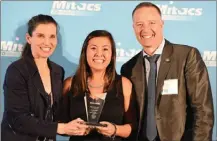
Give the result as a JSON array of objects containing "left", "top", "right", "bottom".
[{"left": 133, "top": 7, "right": 164, "bottom": 49}]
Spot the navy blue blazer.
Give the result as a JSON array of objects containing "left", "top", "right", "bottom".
[{"left": 1, "top": 53, "right": 64, "bottom": 141}]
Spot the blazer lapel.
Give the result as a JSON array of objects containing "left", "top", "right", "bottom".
[
  {"left": 32, "top": 73, "right": 48, "bottom": 96},
  {"left": 47, "top": 60, "right": 62, "bottom": 106},
  {"left": 156, "top": 40, "right": 173, "bottom": 103},
  {"left": 24, "top": 54, "right": 48, "bottom": 98},
  {"left": 131, "top": 52, "right": 145, "bottom": 119},
  {"left": 24, "top": 54, "right": 60, "bottom": 103},
  {"left": 50, "top": 70, "right": 61, "bottom": 104}
]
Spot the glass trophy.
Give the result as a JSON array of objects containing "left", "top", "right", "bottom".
[{"left": 84, "top": 92, "right": 107, "bottom": 127}]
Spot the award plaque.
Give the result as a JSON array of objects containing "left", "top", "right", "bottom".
[{"left": 84, "top": 93, "right": 107, "bottom": 127}]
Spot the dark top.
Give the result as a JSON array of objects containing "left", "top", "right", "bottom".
[
  {"left": 1, "top": 53, "right": 65, "bottom": 141},
  {"left": 59, "top": 74, "right": 137, "bottom": 141}
]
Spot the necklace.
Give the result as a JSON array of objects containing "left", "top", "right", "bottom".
[{"left": 87, "top": 82, "right": 104, "bottom": 88}]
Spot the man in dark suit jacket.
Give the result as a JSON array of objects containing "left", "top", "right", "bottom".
[{"left": 121, "top": 2, "right": 214, "bottom": 141}]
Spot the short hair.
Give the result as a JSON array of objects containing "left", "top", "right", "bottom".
[{"left": 132, "top": 2, "right": 162, "bottom": 17}]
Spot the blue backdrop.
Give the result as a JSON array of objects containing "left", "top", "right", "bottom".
[{"left": 1, "top": 1, "right": 216, "bottom": 140}]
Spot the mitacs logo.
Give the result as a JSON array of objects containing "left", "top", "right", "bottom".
[
  {"left": 202, "top": 51, "right": 216, "bottom": 67},
  {"left": 1, "top": 37, "right": 24, "bottom": 57},
  {"left": 116, "top": 42, "right": 140, "bottom": 62},
  {"left": 156, "top": 1, "right": 203, "bottom": 21},
  {"left": 50, "top": 1, "right": 101, "bottom": 16},
  {"left": 116, "top": 48, "right": 140, "bottom": 62}
]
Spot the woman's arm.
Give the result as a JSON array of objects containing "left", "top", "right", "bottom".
[
  {"left": 97, "top": 77, "right": 137, "bottom": 138},
  {"left": 115, "top": 77, "right": 134, "bottom": 138},
  {"left": 57, "top": 76, "right": 91, "bottom": 136},
  {"left": 57, "top": 77, "right": 72, "bottom": 123},
  {"left": 63, "top": 77, "right": 72, "bottom": 95}
]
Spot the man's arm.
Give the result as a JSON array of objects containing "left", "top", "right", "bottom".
[{"left": 185, "top": 47, "right": 214, "bottom": 141}]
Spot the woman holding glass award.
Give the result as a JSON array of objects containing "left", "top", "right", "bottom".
[
  {"left": 60, "top": 30, "right": 137, "bottom": 141},
  {"left": 1, "top": 14, "right": 89, "bottom": 141}
]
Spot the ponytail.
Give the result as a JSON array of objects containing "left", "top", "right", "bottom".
[{"left": 21, "top": 43, "right": 31, "bottom": 58}]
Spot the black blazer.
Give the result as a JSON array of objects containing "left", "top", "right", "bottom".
[{"left": 1, "top": 53, "right": 64, "bottom": 141}]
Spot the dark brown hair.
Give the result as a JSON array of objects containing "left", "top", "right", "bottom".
[
  {"left": 21, "top": 14, "right": 58, "bottom": 58},
  {"left": 72, "top": 30, "right": 116, "bottom": 96},
  {"left": 132, "top": 2, "right": 162, "bottom": 17}
]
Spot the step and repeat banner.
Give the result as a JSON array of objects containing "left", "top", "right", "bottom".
[{"left": 1, "top": 1, "right": 216, "bottom": 140}]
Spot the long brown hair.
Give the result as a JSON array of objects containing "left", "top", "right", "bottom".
[
  {"left": 21, "top": 14, "right": 59, "bottom": 58},
  {"left": 72, "top": 30, "right": 116, "bottom": 96}
]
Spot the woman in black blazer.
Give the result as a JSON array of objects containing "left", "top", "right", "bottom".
[{"left": 1, "top": 14, "right": 89, "bottom": 141}]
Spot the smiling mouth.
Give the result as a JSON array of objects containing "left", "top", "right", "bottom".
[
  {"left": 93, "top": 59, "right": 104, "bottom": 63},
  {"left": 141, "top": 35, "right": 152, "bottom": 39},
  {"left": 40, "top": 47, "right": 51, "bottom": 52}
]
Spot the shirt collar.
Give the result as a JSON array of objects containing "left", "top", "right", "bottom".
[{"left": 143, "top": 38, "right": 165, "bottom": 57}]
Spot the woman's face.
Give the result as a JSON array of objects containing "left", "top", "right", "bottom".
[
  {"left": 86, "top": 37, "right": 112, "bottom": 73},
  {"left": 26, "top": 23, "right": 57, "bottom": 59}
]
